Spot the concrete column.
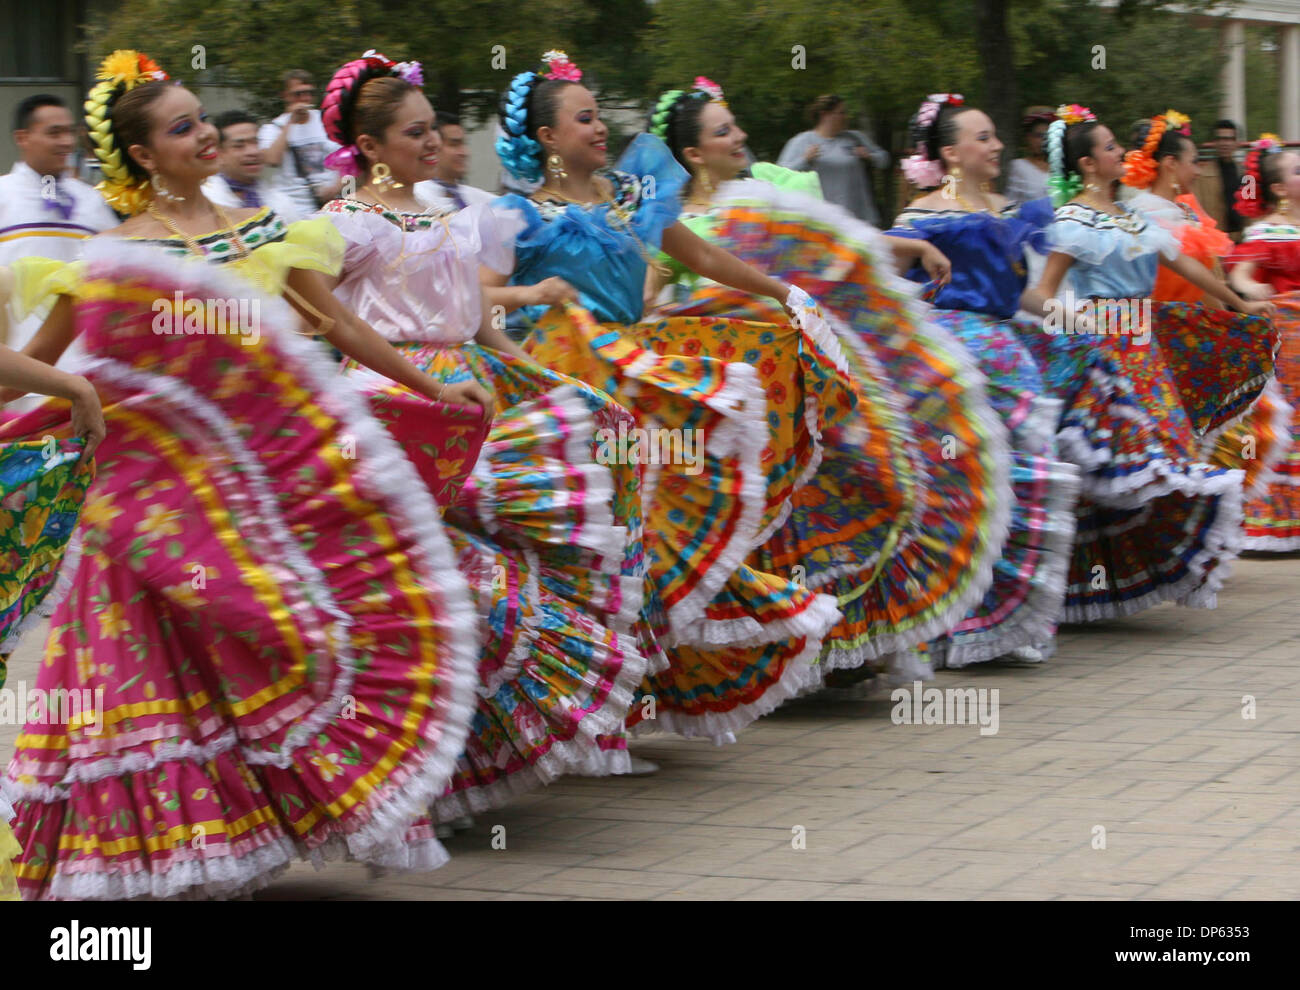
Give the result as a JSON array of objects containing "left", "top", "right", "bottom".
[
  {"left": 1281, "top": 25, "right": 1300, "bottom": 142},
  {"left": 1222, "top": 20, "right": 1247, "bottom": 132}
]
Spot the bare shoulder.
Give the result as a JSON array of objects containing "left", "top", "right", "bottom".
[
  {"left": 907, "top": 191, "right": 949, "bottom": 211},
  {"left": 224, "top": 205, "right": 265, "bottom": 225},
  {"left": 97, "top": 213, "right": 157, "bottom": 239}
]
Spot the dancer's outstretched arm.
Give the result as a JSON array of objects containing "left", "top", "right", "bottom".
[
  {"left": 1020, "top": 251, "right": 1076, "bottom": 318},
  {"left": 0, "top": 344, "right": 104, "bottom": 459},
  {"left": 1226, "top": 259, "right": 1275, "bottom": 304},
  {"left": 885, "top": 236, "right": 952, "bottom": 285},
  {"left": 660, "top": 222, "right": 789, "bottom": 309},
  {"left": 1162, "top": 254, "right": 1272, "bottom": 317},
  {"left": 14, "top": 296, "right": 76, "bottom": 369}
]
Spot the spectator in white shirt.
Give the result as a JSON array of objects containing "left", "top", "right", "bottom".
[
  {"left": 413, "top": 112, "right": 496, "bottom": 211},
  {"left": 0, "top": 94, "right": 117, "bottom": 359},
  {"left": 258, "top": 69, "right": 342, "bottom": 216},
  {"left": 203, "top": 110, "right": 307, "bottom": 221}
]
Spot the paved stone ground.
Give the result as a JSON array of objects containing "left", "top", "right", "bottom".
[{"left": 4, "top": 556, "right": 1298, "bottom": 900}]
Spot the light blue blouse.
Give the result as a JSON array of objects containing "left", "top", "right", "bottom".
[
  {"left": 499, "top": 133, "right": 688, "bottom": 325},
  {"left": 1049, "top": 202, "right": 1179, "bottom": 299}
]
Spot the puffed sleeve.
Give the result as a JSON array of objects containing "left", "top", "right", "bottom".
[
  {"left": 235, "top": 216, "right": 345, "bottom": 295},
  {"left": 1014, "top": 197, "right": 1056, "bottom": 255},
  {"left": 1050, "top": 205, "right": 1179, "bottom": 264},
  {"left": 8, "top": 257, "right": 86, "bottom": 319},
  {"left": 886, "top": 208, "right": 928, "bottom": 239},
  {"left": 751, "top": 162, "right": 824, "bottom": 198},
  {"left": 466, "top": 199, "right": 525, "bottom": 276},
  {"left": 617, "top": 133, "right": 689, "bottom": 248}
]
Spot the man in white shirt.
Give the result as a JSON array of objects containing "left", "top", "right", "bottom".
[
  {"left": 203, "top": 110, "right": 308, "bottom": 221},
  {"left": 414, "top": 112, "right": 496, "bottom": 211},
  {"left": 0, "top": 95, "right": 118, "bottom": 357},
  {"left": 258, "top": 70, "right": 341, "bottom": 217}
]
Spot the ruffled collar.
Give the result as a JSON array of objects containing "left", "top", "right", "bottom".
[
  {"left": 893, "top": 196, "right": 1053, "bottom": 258},
  {"left": 122, "top": 206, "right": 286, "bottom": 261},
  {"left": 1243, "top": 219, "right": 1300, "bottom": 242},
  {"left": 1055, "top": 200, "right": 1151, "bottom": 236},
  {"left": 526, "top": 169, "right": 642, "bottom": 223},
  {"left": 322, "top": 197, "right": 457, "bottom": 232}
]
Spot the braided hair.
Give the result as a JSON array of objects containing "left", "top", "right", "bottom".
[
  {"left": 649, "top": 88, "right": 712, "bottom": 171},
  {"left": 1122, "top": 111, "right": 1194, "bottom": 189},
  {"left": 1046, "top": 104, "right": 1099, "bottom": 206},
  {"left": 321, "top": 51, "right": 424, "bottom": 177},
  {"left": 83, "top": 50, "right": 171, "bottom": 215},
  {"left": 497, "top": 51, "right": 586, "bottom": 183},
  {"left": 1237, "top": 135, "right": 1290, "bottom": 218},
  {"left": 901, "top": 93, "right": 967, "bottom": 190}
]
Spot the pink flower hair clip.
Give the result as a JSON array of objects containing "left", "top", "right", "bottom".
[
  {"left": 1056, "top": 104, "right": 1096, "bottom": 126},
  {"left": 694, "top": 76, "right": 727, "bottom": 106},
  {"left": 541, "top": 50, "right": 582, "bottom": 82}
]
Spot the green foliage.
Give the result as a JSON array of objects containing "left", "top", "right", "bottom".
[
  {"left": 86, "top": 0, "right": 654, "bottom": 122},
  {"left": 1011, "top": 0, "right": 1226, "bottom": 152},
  {"left": 82, "top": 0, "right": 1277, "bottom": 169}
]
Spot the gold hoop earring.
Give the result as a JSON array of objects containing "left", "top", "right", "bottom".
[
  {"left": 547, "top": 153, "right": 568, "bottom": 181},
  {"left": 150, "top": 172, "right": 184, "bottom": 203},
  {"left": 370, "top": 162, "right": 404, "bottom": 190}
]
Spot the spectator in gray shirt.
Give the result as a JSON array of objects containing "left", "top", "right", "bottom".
[{"left": 777, "top": 94, "right": 889, "bottom": 224}]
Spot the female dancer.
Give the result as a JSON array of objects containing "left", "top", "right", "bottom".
[
  {"left": 886, "top": 94, "right": 1081, "bottom": 665},
  {"left": 1019, "top": 105, "right": 1275, "bottom": 620},
  {"left": 315, "top": 51, "right": 655, "bottom": 813},
  {"left": 1005, "top": 107, "right": 1056, "bottom": 205},
  {"left": 2, "top": 51, "right": 495, "bottom": 899},
  {"left": 0, "top": 330, "right": 103, "bottom": 902},
  {"left": 1122, "top": 115, "right": 1291, "bottom": 499},
  {"left": 487, "top": 51, "right": 852, "bottom": 745},
  {"left": 1226, "top": 135, "right": 1300, "bottom": 549},
  {"left": 644, "top": 80, "right": 1015, "bottom": 675}
]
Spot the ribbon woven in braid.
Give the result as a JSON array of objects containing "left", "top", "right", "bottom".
[
  {"left": 902, "top": 93, "right": 964, "bottom": 190},
  {"left": 84, "top": 50, "right": 169, "bottom": 216},
  {"left": 1236, "top": 134, "right": 1284, "bottom": 219},
  {"left": 497, "top": 71, "right": 543, "bottom": 183},
  {"left": 1122, "top": 110, "right": 1190, "bottom": 190},
  {"left": 650, "top": 78, "right": 728, "bottom": 143},
  {"left": 649, "top": 90, "right": 688, "bottom": 142},
  {"left": 496, "top": 51, "right": 588, "bottom": 183},
  {"left": 1046, "top": 103, "right": 1096, "bottom": 207},
  {"left": 321, "top": 49, "right": 424, "bottom": 178}
]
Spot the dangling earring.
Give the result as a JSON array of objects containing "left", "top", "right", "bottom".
[
  {"left": 1281, "top": 195, "right": 1292, "bottom": 216},
  {"left": 950, "top": 165, "right": 963, "bottom": 185},
  {"left": 695, "top": 168, "right": 714, "bottom": 196},
  {"left": 150, "top": 172, "right": 184, "bottom": 203},
  {"left": 370, "top": 162, "right": 404, "bottom": 190},
  {"left": 547, "top": 154, "right": 568, "bottom": 181}
]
